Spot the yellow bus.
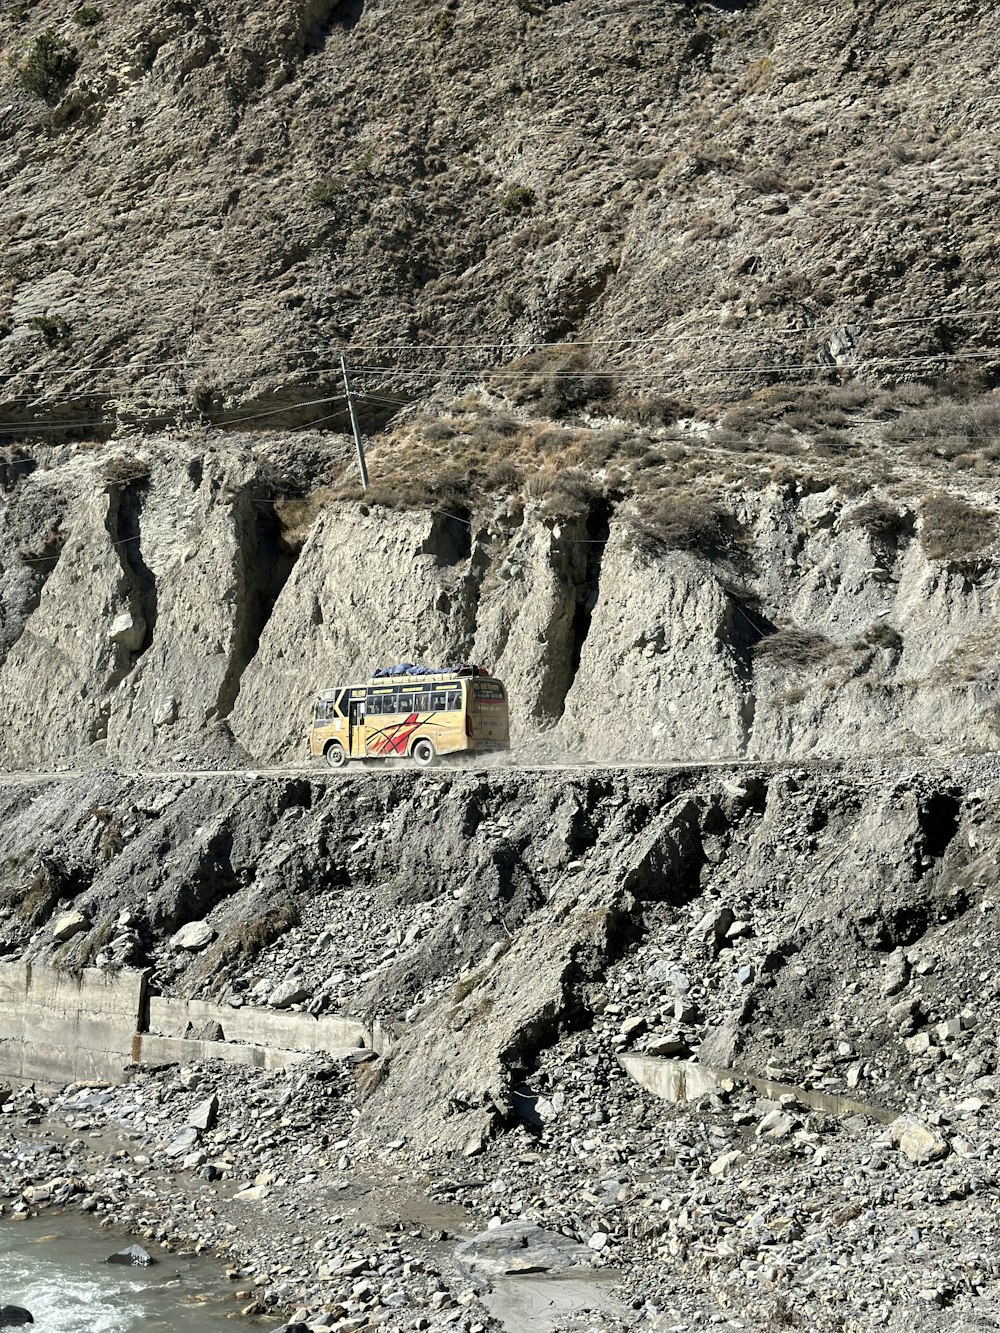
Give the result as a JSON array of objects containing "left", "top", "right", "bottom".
[{"left": 309, "top": 668, "right": 510, "bottom": 769}]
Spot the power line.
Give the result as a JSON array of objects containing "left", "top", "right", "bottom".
[
  {"left": 342, "top": 349, "right": 1000, "bottom": 379},
  {"left": 0, "top": 392, "right": 382, "bottom": 437},
  {"left": 1, "top": 342, "right": 998, "bottom": 438},
  {"left": 4, "top": 304, "right": 1000, "bottom": 388}
]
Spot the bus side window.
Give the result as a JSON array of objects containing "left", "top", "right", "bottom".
[
  {"left": 430, "top": 691, "right": 447, "bottom": 711},
  {"left": 415, "top": 691, "right": 431, "bottom": 711},
  {"left": 447, "top": 690, "right": 461, "bottom": 710}
]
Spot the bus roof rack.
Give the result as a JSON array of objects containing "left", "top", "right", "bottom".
[{"left": 371, "top": 662, "right": 490, "bottom": 678}]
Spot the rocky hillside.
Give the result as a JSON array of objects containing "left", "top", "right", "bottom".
[
  {"left": 0, "top": 1, "right": 998, "bottom": 769},
  {"left": 0, "top": 0, "right": 998, "bottom": 432},
  {"left": 3, "top": 759, "right": 1000, "bottom": 1330}
]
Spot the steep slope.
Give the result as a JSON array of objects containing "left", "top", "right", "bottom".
[
  {"left": 0, "top": 0, "right": 998, "bottom": 431},
  {"left": 4, "top": 760, "right": 1000, "bottom": 1331}
]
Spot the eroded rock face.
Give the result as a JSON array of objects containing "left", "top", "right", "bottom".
[
  {"left": 558, "top": 529, "right": 749, "bottom": 760},
  {"left": 229, "top": 506, "right": 485, "bottom": 761},
  {"left": 0, "top": 758, "right": 993, "bottom": 1160},
  {"left": 0, "top": 441, "right": 996, "bottom": 769}
]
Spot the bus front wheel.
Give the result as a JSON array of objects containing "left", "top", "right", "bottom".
[
  {"left": 325, "top": 742, "right": 348, "bottom": 770},
  {"left": 411, "top": 739, "right": 437, "bottom": 768}
]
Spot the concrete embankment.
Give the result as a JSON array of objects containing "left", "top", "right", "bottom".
[{"left": 0, "top": 963, "right": 375, "bottom": 1087}]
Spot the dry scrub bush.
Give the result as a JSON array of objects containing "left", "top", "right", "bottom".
[
  {"left": 627, "top": 489, "right": 734, "bottom": 560},
  {"left": 919, "top": 493, "right": 997, "bottom": 562},
  {"left": 358, "top": 470, "right": 472, "bottom": 513},
  {"left": 844, "top": 498, "right": 911, "bottom": 538},
  {"left": 754, "top": 628, "right": 836, "bottom": 669},
  {"left": 854, "top": 622, "right": 903, "bottom": 653},
  {"left": 884, "top": 394, "right": 1000, "bottom": 452},
  {"left": 15, "top": 868, "right": 59, "bottom": 927},
  {"left": 212, "top": 896, "right": 301, "bottom": 965},
  {"left": 540, "top": 468, "right": 602, "bottom": 518},
  {"left": 612, "top": 394, "right": 685, "bottom": 427},
  {"left": 722, "top": 383, "right": 857, "bottom": 437},
  {"left": 496, "top": 346, "right": 612, "bottom": 419},
  {"left": 102, "top": 455, "right": 150, "bottom": 489},
  {"left": 90, "top": 806, "right": 124, "bottom": 863},
  {"left": 275, "top": 487, "right": 336, "bottom": 549},
  {"left": 418, "top": 420, "right": 457, "bottom": 443}
]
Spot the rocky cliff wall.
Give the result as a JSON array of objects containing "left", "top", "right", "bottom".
[
  {"left": 1, "top": 0, "right": 998, "bottom": 425},
  {"left": 0, "top": 436, "right": 998, "bottom": 768}
]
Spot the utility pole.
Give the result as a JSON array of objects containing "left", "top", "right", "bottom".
[{"left": 340, "top": 353, "right": 369, "bottom": 491}]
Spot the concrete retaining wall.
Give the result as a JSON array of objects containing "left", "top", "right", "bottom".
[
  {"left": 618, "top": 1053, "right": 893, "bottom": 1122},
  {"left": 148, "top": 996, "right": 369, "bottom": 1054},
  {"left": 0, "top": 962, "right": 386, "bottom": 1086},
  {"left": 0, "top": 963, "right": 146, "bottom": 1086},
  {"left": 136, "top": 1034, "right": 321, "bottom": 1072}
]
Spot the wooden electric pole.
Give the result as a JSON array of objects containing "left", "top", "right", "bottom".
[{"left": 340, "top": 353, "right": 369, "bottom": 491}]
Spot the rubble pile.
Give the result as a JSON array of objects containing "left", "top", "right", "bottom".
[{"left": 1, "top": 760, "right": 1000, "bottom": 1329}]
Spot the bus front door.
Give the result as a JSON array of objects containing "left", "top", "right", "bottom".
[{"left": 348, "top": 701, "right": 366, "bottom": 757}]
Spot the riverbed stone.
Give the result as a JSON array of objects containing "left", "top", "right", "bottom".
[
  {"left": 0, "top": 1308, "right": 34, "bottom": 1328},
  {"left": 455, "top": 1222, "right": 596, "bottom": 1277},
  {"left": 106, "top": 1244, "right": 155, "bottom": 1267},
  {"left": 188, "top": 1094, "right": 219, "bottom": 1131},
  {"left": 165, "top": 1127, "right": 199, "bottom": 1157},
  {"left": 893, "top": 1116, "right": 950, "bottom": 1164}
]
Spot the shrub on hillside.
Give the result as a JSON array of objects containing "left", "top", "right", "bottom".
[
  {"left": 498, "top": 345, "right": 612, "bottom": 419},
  {"left": 19, "top": 30, "right": 79, "bottom": 101},
  {"left": 856, "top": 622, "right": 903, "bottom": 652},
  {"left": 884, "top": 394, "right": 1000, "bottom": 451},
  {"left": 28, "top": 313, "right": 71, "bottom": 348},
  {"left": 102, "top": 455, "right": 150, "bottom": 488},
  {"left": 754, "top": 627, "right": 836, "bottom": 669},
  {"left": 845, "top": 498, "right": 912, "bottom": 539},
  {"left": 310, "top": 178, "right": 347, "bottom": 207},
  {"left": 539, "top": 467, "right": 602, "bottom": 518},
  {"left": 722, "top": 383, "right": 857, "bottom": 436},
  {"left": 919, "top": 492, "right": 997, "bottom": 562},
  {"left": 500, "top": 185, "right": 536, "bottom": 215},
  {"left": 627, "top": 489, "right": 734, "bottom": 560}
]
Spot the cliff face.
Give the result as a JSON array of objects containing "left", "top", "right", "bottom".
[
  {"left": 0, "top": 433, "right": 996, "bottom": 769},
  {"left": 1, "top": 0, "right": 998, "bottom": 430},
  {"left": 2, "top": 0, "right": 999, "bottom": 765}
]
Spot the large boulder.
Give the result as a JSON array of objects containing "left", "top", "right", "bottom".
[
  {"left": 455, "top": 1222, "right": 596, "bottom": 1279},
  {"left": 106, "top": 1244, "right": 155, "bottom": 1267},
  {"left": 0, "top": 1309, "right": 33, "bottom": 1327},
  {"left": 171, "top": 920, "right": 215, "bottom": 952},
  {"left": 51, "top": 911, "right": 88, "bottom": 943}
]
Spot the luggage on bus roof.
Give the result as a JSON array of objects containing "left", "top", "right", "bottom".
[{"left": 371, "top": 662, "right": 487, "bottom": 678}]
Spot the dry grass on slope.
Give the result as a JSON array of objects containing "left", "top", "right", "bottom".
[{"left": 269, "top": 370, "right": 1000, "bottom": 574}]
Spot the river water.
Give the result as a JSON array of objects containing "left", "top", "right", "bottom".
[{"left": 0, "top": 1215, "right": 241, "bottom": 1331}]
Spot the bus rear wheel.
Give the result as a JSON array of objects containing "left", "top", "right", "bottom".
[
  {"left": 324, "top": 742, "right": 348, "bottom": 770},
  {"left": 411, "top": 739, "right": 437, "bottom": 768}
]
